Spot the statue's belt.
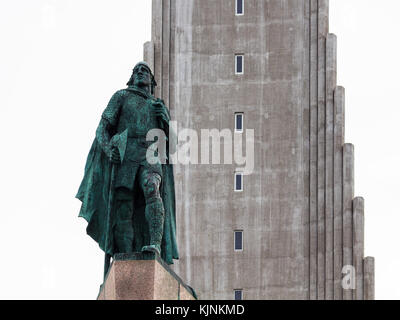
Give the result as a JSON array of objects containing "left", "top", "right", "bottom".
[
  {"left": 127, "top": 134, "right": 147, "bottom": 139},
  {"left": 124, "top": 132, "right": 153, "bottom": 139},
  {"left": 125, "top": 136, "right": 158, "bottom": 148}
]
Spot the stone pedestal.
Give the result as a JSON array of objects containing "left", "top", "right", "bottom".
[{"left": 97, "top": 252, "right": 196, "bottom": 300}]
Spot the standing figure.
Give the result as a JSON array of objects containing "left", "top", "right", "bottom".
[{"left": 76, "top": 62, "right": 178, "bottom": 273}]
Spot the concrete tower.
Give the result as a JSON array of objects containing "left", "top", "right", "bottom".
[{"left": 144, "top": 0, "right": 375, "bottom": 300}]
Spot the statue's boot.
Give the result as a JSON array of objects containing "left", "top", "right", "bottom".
[
  {"left": 142, "top": 198, "right": 164, "bottom": 256},
  {"left": 114, "top": 191, "right": 134, "bottom": 253}
]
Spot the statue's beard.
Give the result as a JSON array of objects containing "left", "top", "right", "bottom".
[{"left": 134, "top": 78, "right": 150, "bottom": 88}]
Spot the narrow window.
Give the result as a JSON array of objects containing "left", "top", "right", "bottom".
[
  {"left": 234, "top": 230, "right": 243, "bottom": 251},
  {"left": 236, "top": 0, "right": 244, "bottom": 15},
  {"left": 234, "top": 172, "right": 243, "bottom": 192},
  {"left": 235, "top": 113, "right": 243, "bottom": 132},
  {"left": 235, "top": 55, "right": 244, "bottom": 74},
  {"left": 234, "top": 289, "right": 243, "bottom": 300}
]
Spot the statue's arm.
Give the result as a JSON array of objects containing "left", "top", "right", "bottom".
[
  {"left": 163, "top": 107, "right": 177, "bottom": 155},
  {"left": 152, "top": 100, "right": 177, "bottom": 156},
  {"left": 96, "top": 90, "right": 124, "bottom": 162},
  {"left": 152, "top": 98, "right": 171, "bottom": 131},
  {"left": 96, "top": 118, "right": 113, "bottom": 157}
]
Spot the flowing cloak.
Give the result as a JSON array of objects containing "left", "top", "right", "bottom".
[{"left": 75, "top": 95, "right": 179, "bottom": 265}]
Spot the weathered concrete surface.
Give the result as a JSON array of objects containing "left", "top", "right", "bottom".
[
  {"left": 152, "top": 0, "right": 163, "bottom": 99},
  {"left": 317, "top": 0, "right": 328, "bottom": 300},
  {"left": 309, "top": 0, "right": 318, "bottom": 300},
  {"left": 302, "top": 0, "right": 311, "bottom": 301},
  {"left": 333, "top": 85, "right": 345, "bottom": 300},
  {"left": 342, "top": 143, "right": 354, "bottom": 300},
  {"left": 353, "top": 197, "right": 364, "bottom": 300},
  {"left": 148, "top": 0, "right": 374, "bottom": 300},
  {"left": 143, "top": 41, "right": 155, "bottom": 73},
  {"left": 325, "top": 32, "right": 337, "bottom": 300},
  {"left": 364, "top": 257, "right": 375, "bottom": 300}
]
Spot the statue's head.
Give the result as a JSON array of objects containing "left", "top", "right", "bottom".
[{"left": 126, "top": 61, "right": 157, "bottom": 95}]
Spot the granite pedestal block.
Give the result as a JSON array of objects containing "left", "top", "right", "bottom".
[{"left": 97, "top": 252, "right": 196, "bottom": 300}]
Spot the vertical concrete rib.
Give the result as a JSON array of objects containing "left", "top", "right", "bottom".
[
  {"left": 143, "top": 41, "right": 155, "bottom": 73},
  {"left": 169, "top": 0, "right": 176, "bottom": 116},
  {"left": 309, "top": 0, "right": 319, "bottom": 300},
  {"left": 152, "top": 0, "right": 163, "bottom": 98},
  {"left": 353, "top": 197, "right": 364, "bottom": 300},
  {"left": 363, "top": 257, "right": 375, "bottom": 300},
  {"left": 162, "top": 0, "right": 171, "bottom": 106},
  {"left": 317, "top": 0, "right": 329, "bottom": 300},
  {"left": 325, "top": 33, "right": 337, "bottom": 300},
  {"left": 333, "top": 86, "right": 345, "bottom": 299},
  {"left": 342, "top": 143, "right": 354, "bottom": 300},
  {"left": 304, "top": 0, "right": 311, "bottom": 300}
]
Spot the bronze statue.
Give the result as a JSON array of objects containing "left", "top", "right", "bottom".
[{"left": 76, "top": 62, "right": 178, "bottom": 278}]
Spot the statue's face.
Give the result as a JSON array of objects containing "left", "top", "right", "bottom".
[{"left": 133, "top": 65, "right": 151, "bottom": 88}]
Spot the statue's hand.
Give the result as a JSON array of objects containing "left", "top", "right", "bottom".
[
  {"left": 151, "top": 98, "right": 170, "bottom": 123},
  {"left": 108, "top": 133, "right": 125, "bottom": 164},
  {"left": 109, "top": 147, "right": 120, "bottom": 164}
]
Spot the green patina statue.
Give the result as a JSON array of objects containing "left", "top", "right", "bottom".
[{"left": 76, "top": 62, "right": 178, "bottom": 278}]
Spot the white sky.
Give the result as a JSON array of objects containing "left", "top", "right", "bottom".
[{"left": 0, "top": 0, "right": 398, "bottom": 300}]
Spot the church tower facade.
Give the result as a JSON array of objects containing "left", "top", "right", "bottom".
[{"left": 144, "top": 0, "right": 375, "bottom": 300}]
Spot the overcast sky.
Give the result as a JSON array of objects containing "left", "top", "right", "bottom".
[{"left": 0, "top": 0, "right": 398, "bottom": 300}]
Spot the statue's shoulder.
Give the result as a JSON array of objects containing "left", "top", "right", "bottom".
[
  {"left": 113, "top": 88, "right": 129, "bottom": 98},
  {"left": 103, "top": 89, "right": 129, "bottom": 121},
  {"left": 107, "top": 89, "right": 130, "bottom": 107}
]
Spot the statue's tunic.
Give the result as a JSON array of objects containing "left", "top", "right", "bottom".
[{"left": 102, "top": 86, "right": 162, "bottom": 191}]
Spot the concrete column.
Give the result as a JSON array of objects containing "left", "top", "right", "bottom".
[
  {"left": 309, "top": 0, "right": 319, "bottom": 301},
  {"left": 318, "top": 0, "right": 329, "bottom": 35},
  {"left": 317, "top": 0, "right": 329, "bottom": 300},
  {"left": 333, "top": 86, "right": 345, "bottom": 300},
  {"left": 352, "top": 197, "right": 364, "bottom": 300},
  {"left": 168, "top": 0, "right": 176, "bottom": 115},
  {"left": 143, "top": 41, "right": 155, "bottom": 74},
  {"left": 363, "top": 257, "right": 375, "bottom": 300},
  {"left": 152, "top": 0, "right": 163, "bottom": 98},
  {"left": 303, "top": 0, "right": 311, "bottom": 300},
  {"left": 325, "top": 33, "right": 337, "bottom": 300},
  {"left": 342, "top": 143, "right": 354, "bottom": 300},
  {"left": 162, "top": 0, "right": 171, "bottom": 105}
]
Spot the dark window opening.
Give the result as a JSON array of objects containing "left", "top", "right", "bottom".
[
  {"left": 235, "top": 230, "right": 243, "bottom": 251},
  {"left": 236, "top": 0, "right": 244, "bottom": 15},
  {"left": 236, "top": 55, "right": 243, "bottom": 74},
  {"left": 235, "top": 113, "right": 243, "bottom": 132},
  {"left": 235, "top": 173, "right": 243, "bottom": 191},
  {"left": 234, "top": 289, "right": 243, "bottom": 300}
]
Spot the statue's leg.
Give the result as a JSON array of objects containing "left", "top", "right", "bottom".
[
  {"left": 138, "top": 167, "right": 164, "bottom": 255},
  {"left": 114, "top": 187, "right": 134, "bottom": 254}
]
